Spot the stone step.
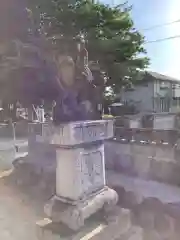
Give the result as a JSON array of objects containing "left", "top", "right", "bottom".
[
  {"left": 36, "top": 207, "right": 134, "bottom": 240},
  {"left": 107, "top": 170, "right": 180, "bottom": 240}
]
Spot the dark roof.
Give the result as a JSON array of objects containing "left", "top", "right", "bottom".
[{"left": 146, "top": 71, "right": 180, "bottom": 83}]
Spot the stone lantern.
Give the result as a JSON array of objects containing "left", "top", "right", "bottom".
[{"left": 31, "top": 120, "right": 119, "bottom": 230}]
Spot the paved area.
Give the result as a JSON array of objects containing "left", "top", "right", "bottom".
[
  {"left": 0, "top": 171, "right": 40, "bottom": 240},
  {"left": 0, "top": 137, "right": 39, "bottom": 240},
  {"left": 0, "top": 171, "right": 133, "bottom": 240},
  {"left": 0, "top": 138, "right": 28, "bottom": 170}
]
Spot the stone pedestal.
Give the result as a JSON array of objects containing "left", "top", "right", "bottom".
[{"left": 42, "top": 120, "right": 118, "bottom": 230}]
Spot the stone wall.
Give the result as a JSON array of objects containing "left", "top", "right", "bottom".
[
  {"left": 107, "top": 171, "right": 180, "bottom": 240},
  {"left": 105, "top": 128, "right": 180, "bottom": 186},
  {"left": 105, "top": 125, "right": 180, "bottom": 239}
]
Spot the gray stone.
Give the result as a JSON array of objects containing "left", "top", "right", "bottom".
[
  {"left": 107, "top": 171, "right": 180, "bottom": 239},
  {"left": 154, "top": 213, "right": 174, "bottom": 239},
  {"left": 38, "top": 207, "right": 132, "bottom": 240},
  {"left": 121, "top": 190, "right": 143, "bottom": 209},
  {"left": 112, "top": 186, "right": 126, "bottom": 206},
  {"left": 116, "top": 143, "right": 132, "bottom": 155},
  {"left": 105, "top": 142, "right": 133, "bottom": 172},
  {"left": 131, "top": 144, "right": 154, "bottom": 157},
  {"left": 114, "top": 154, "right": 134, "bottom": 175},
  {"left": 150, "top": 159, "right": 180, "bottom": 185},
  {"left": 154, "top": 145, "right": 175, "bottom": 162},
  {"left": 41, "top": 120, "right": 114, "bottom": 146},
  {"left": 133, "top": 154, "right": 151, "bottom": 179},
  {"left": 44, "top": 187, "right": 118, "bottom": 231}
]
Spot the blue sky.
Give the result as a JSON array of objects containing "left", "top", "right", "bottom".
[{"left": 102, "top": 0, "right": 180, "bottom": 79}]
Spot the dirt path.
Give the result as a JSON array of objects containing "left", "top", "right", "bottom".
[{"left": 0, "top": 171, "right": 41, "bottom": 240}]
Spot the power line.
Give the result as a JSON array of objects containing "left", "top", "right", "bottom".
[
  {"left": 145, "top": 34, "right": 180, "bottom": 44},
  {"left": 141, "top": 19, "right": 180, "bottom": 32}
]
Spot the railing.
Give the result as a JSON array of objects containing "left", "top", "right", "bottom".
[
  {"left": 114, "top": 127, "right": 179, "bottom": 146},
  {"left": 0, "top": 122, "right": 28, "bottom": 139}
]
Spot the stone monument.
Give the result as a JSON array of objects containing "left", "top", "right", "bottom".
[{"left": 39, "top": 120, "right": 118, "bottom": 230}]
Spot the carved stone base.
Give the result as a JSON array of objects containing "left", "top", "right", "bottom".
[{"left": 44, "top": 187, "right": 118, "bottom": 231}]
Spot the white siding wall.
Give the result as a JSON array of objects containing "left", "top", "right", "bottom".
[
  {"left": 173, "top": 83, "right": 180, "bottom": 97},
  {"left": 121, "top": 82, "right": 154, "bottom": 112},
  {"left": 121, "top": 80, "right": 180, "bottom": 113},
  {"left": 154, "top": 80, "right": 171, "bottom": 97}
]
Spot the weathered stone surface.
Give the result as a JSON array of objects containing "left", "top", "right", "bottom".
[
  {"left": 116, "top": 143, "right": 132, "bottom": 155},
  {"left": 114, "top": 154, "right": 134, "bottom": 175},
  {"left": 107, "top": 171, "right": 180, "bottom": 240},
  {"left": 133, "top": 154, "right": 151, "bottom": 179},
  {"left": 112, "top": 186, "right": 126, "bottom": 206},
  {"left": 104, "top": 142, "right": 116, "bottom": 169},
  {"left": 150, "top": 160, "right": 180, "bottom": 185},
  {"left": 131, "top": 144, "right": 154, "bottom": 157},
  {"left": 39, "top": 207, "right": 132, "bottom": 240},
  {"left": 44, "top": 187, "right": 118, "bottom": 231},
  {"left": 154, "top": 145, "right": 175, "bottom": 162},
  {"left": 105, "top": 142, "right": 133, "bottom": 172},
  {"left": 105, "top": 141, "right": 180, "bottom": 185},
  {"left": 41, "top": 120, "right": 114, "bottom": 146},
  {"left": 121, "top": 191, "right": 144, "bottom": 209},
  {"left": 56, "top": 143, "right": 105, "bottom": 202}
]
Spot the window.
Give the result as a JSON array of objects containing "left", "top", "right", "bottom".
[
  {"left": 160, "top": 81, "right": 169, "bottom": 89},
  {"left": 172, "top": 84, "right": 176, "bottom": 89}
]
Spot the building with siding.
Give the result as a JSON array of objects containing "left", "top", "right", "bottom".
[{"left": 120, "top": 71, "right": 180, "bottom": 113}]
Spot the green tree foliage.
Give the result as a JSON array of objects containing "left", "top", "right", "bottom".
[
  {"left": 28, "top": 0, "right": 149, "bottom": 93},
  {"left": 0, "top": 0, "right": 149, "bottom": 111}
]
